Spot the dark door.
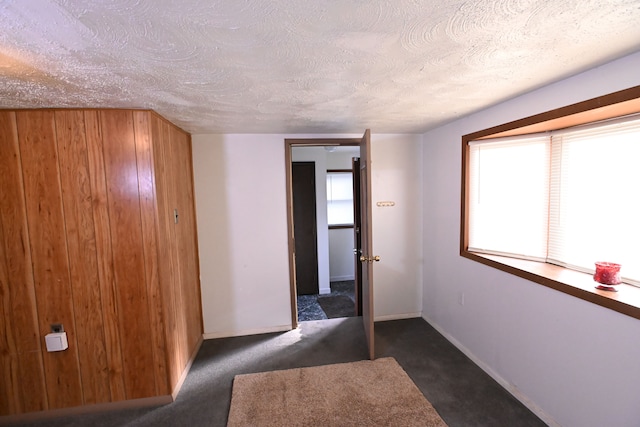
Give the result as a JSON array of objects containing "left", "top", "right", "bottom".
[
  {"left": 292, "top": 162, "right": 319, "bottom": 295},
  {"left": 352, "top": 157, "right": 363, "bottom": 316}
]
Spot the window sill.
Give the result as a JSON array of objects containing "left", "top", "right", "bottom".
[{"left": 461, "top": 251, "right": 640, "bottom": 320}]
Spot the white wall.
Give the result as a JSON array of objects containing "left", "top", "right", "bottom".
[
  {"left": 192, "top": 133, "right": 423, "bottom": 338},
  {"left": 421, "top": 51, "right": 640, "bottom": 427},
  {"left": 328, "top": 228, "right": 355, "bottom": 281},
  {"left": 372, "top": 135, "right": 423, "bottom": 320},
  {"left": 326, "top": 149, "right": 358, "bottom": 169},
  {"left": 191, "top": 135, "right": 292, "bottom": 338}
]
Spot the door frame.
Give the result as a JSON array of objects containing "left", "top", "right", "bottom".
[{"left": 285, "top": 138, "right": 361, "bottom": 329}]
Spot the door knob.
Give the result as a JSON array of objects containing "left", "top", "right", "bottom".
[
  {"left": 360, "top": 255, "right": 381, "bottom": 263},
  {"left": 360, "top": 255, "right": 367, "bottom": 262}
]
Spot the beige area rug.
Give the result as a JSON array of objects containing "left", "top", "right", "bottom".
[{"left": 227, "top": 357, "right": 447, "bottom": 426}]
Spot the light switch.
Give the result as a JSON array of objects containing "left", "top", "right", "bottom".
[{"left": 45, "top": 332, "right": 68, "bottom": 352}]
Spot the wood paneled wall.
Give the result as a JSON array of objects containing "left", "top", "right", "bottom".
[{"left": 0, "top": 109, "right": 203, "bottom": 416}]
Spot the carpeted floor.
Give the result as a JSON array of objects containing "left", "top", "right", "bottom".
[
  {"left": 297, "top": 280, "right": 355, "bottom": 321},
  {"left": 317, "top": 294, "right": 355, "bottom": 318},
  {"left": 10, "top": 317, "right": 547, "bottom": 427}
]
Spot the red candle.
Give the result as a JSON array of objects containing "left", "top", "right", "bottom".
[{"left": 594, "top": 262, "right": 621, "bottom": 285}]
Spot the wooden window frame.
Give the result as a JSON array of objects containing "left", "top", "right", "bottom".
[{"left": 460, "top": 86, "right": 640, "bottom": 320}]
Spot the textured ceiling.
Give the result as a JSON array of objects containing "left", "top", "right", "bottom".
[{"left": 1, "top": 0, "right": 640, "bottom": 134}]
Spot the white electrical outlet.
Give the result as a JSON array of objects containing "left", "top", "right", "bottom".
[{"left": 45, "top": 332, "right": 69, "bottom": 352}]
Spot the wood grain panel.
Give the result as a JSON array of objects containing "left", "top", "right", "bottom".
[
  {"left": 166, "top": 122, "right": 188, "bottom": 374},
  {"left": 186, "top": 135, "right": 204, "bottom": 347},
  {"left": 0, "top": 220, "right": 18, "bottom": 415},
  {"left": 54, "top": 110, "right": 111, "bottom": 404},
  {"left": 150, "top": 117, "right": 181, "bottom": 387},
  {"left": 99, "top": 110, "right": 156, "bottom": 399},
  {"left": 172, "top": 128, "right": 203, "bottom": 353},
  {"left": 0, "top": 111, "right": 49, "bottom": 415},
  {"left": 0, "top": 111, "right": 48, "bottom": 415},
  {"left": 84, "top": 111, "right": 126, "bottom": 402},
  {"left": 16, "top": 110, "right": 83, "bottom": 409},
  {"left": 151, "top": 114, "right": 202, "bottom": 389},
  {"left": 132, "top": 111, "right": 169, "bottom": 395},
  {"left": 1, "top": 108, "right": 201, "bottom": 415}
]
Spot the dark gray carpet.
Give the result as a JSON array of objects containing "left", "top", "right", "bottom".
[
  {"left": 8, "top": 317, "right": 546, "bottom": 427},
  {"left": 297, "top": 280, "right": 355, "bottom": 321},
  {"left": 317, "top": 294, "right": 354, "bottom": 318}
]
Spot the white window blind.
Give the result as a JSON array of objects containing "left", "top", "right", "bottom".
[
  {"left": 468, "top": 115, "right": 640, "bottom": 285},
  {"left": 548, "top": 116, "right": 640, "bottom": 284},
  {"left": 468, "top": 136, "right": 550, "bottom": 259},
  {"left": 326, "top": 172, "right": 354, "bottom": 225}
]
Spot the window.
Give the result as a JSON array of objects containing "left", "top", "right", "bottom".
[
  {"left": 468, "top": 135, "right": 550, "bottom": 260},
  {"left": 468, "top": 116, "right": 640, "bottom": 285},
  {"left": 326, "top": 171, "right": 354, "bottom": 227},
  {"left": 461, "top": 85, "right": 640, "bottom": 319}
]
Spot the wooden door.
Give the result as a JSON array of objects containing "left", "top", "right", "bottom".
[
  {"left": 292, "top": 162, "right": 319, "bottom": 295},
  {"left": 359, "top": 129, "right": 376, "bottom": 360}
]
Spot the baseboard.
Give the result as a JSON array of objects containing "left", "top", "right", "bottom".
[
  {"left": 171, "top": 335, "right": 204, "bottom": 400},
  {"left": 0, "top": 336, "right": 206, "bottom": 425},
  {"left": 374, "top": 312, "right": 421, "bottom": 322},
  {"left": 421, "top": 314, "right": 560, "bottom": 427},
  {"left": 0, "top": 395, "right": 172, "bottom": 425},
  {"left": 319, "top": 286, "right": 331, "bottom": 295},
  {"left": 330, "top": 275, "right": 355, "bottom": 282},
  {"left": 203, "top": 324, "right": 291, "bottom": 340}
]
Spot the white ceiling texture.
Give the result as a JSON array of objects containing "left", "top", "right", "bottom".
[{"left": 1, "top": 0, "right": 640, "bottom": 134}]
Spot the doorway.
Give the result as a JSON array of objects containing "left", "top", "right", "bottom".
[
  {"left": 285, "top": 131, "right": 375, "bottom": 359},
  {"left": 285, "top": 140, "right": 361, "bottom": 326},
  {"left": 291, "top": 147, "right": 360, "bottom": 322}
]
